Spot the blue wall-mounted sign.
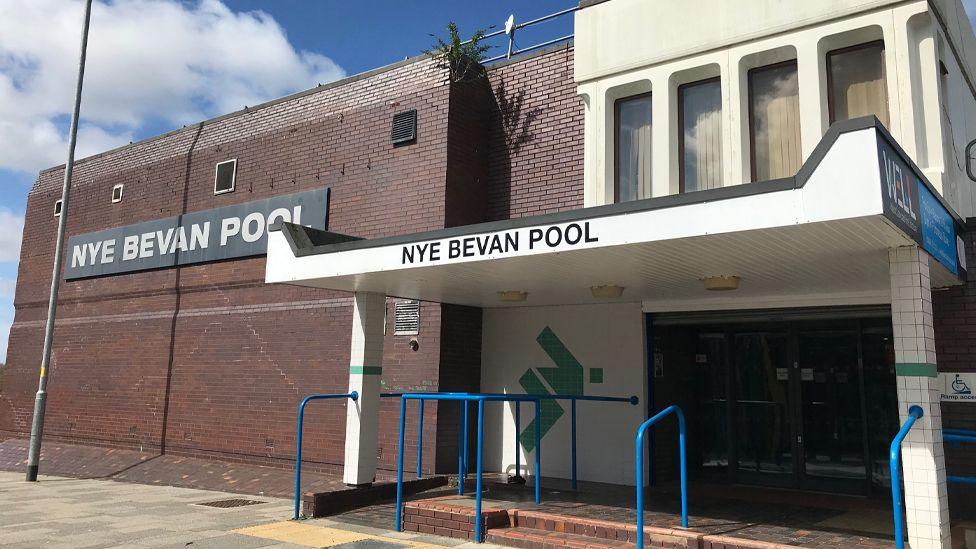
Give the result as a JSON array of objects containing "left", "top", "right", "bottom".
[
  {"left": 877, "top": 134, "right": 965, "bottom": 277},
  {"left": 918, "top": 183, "right": 958, "bottom": 274},
  {"left": 65, "top": 187, "right": 330, "bottom": 280}
]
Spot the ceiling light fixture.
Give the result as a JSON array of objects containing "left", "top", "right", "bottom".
[
  {"left": 702, "top": 275, "right": 740, "bottom": 291},
  {"left": 590, "top": 285, "right": 625, "bottom": 299},
  {"left": 497, "top": 290, "right": 528, "bottom": 302}
]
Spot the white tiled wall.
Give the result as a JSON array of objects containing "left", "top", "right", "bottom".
[
  {"left": 890, "top": 246, "right": 951, "bottom": 549},
  {"left": 343, "top": 291, "right": 386, "bottom": 485}
]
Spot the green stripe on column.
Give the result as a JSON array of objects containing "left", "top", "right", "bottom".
[
  {"left": 350, "top": 365, "right": 383, "bottom": 375},
  {"left": 895, "top": 363, "right": 938, "bottom": 377}
]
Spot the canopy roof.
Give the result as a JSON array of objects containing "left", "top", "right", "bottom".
[{"left": 266, "top": 118, "right": 966, "bottom": 309}]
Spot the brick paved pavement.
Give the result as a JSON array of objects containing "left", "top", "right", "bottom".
[
  {"left": 325, "top": 478, "right": 896, "bottom": 548},
  {"left": 0, "top": 471, "right": 497, "bottom": 549},
  {"left": 0, "top": 438, "right": 372, "bottom": 498}
]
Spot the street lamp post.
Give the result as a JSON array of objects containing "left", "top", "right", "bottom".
[{"left": 25, "top": 0, "right": 94, "bottom": 482}]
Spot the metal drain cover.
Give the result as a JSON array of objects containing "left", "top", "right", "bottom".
[
  {"left": 333, "top": 541, "right": 408, "bottom": 549},
  {"left": 194, "top": 498, "right": 267, "bottom": 508}
]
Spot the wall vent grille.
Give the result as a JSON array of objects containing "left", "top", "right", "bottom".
[
  {"left": 394, "top": 300, "right": 420, "bottom": 335},
  {"left": 391, "top": 110, "right": 417, "bottom": 145}
]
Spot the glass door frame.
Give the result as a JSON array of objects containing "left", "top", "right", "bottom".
[
  {"left": 790, "top": 320, "right": 872, "bottom": 496},
  {"left": 726, "top": 323, "right": 798, "bottom": 489},
  {"left": 684, "top": 319, "right": 874, "bottom": 495}
]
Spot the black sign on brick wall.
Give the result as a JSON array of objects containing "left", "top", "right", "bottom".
[{"left": 64, "top": 187, "right": 330, "bottom": 280}]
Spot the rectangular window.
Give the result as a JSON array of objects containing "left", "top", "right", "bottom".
[
  {"left": 214, "top": 159, "right": 236, "bottom": 195},
  {"left": 679, "top": 78, "right": 723, "bottom": 192},
  {"left": 112, "top": 184, "right": 124, "bottom": 203},
  {"left": 749, "top": 61, "right": 801, "bottom": 181},
  {"left": 827, "top": 41, "right": 888, "bottom": 127},
  {"left": 54, "top": 199, "right": 62, "bottom": 217},
  {"left": 615, "top": 93, "right": 652, "bottom": 202}
]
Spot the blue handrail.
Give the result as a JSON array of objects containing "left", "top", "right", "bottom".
[
  {"left": 394, "top": 392, "right": 542, "bottom": 543},
  {"left": 942, "top": 428, "right": 976, "bottom": 485},
  {"left": 891, "top": 405, "right": 924, "bottom": 549},
  {"left": 512, "top": 394, "right": 638, "bottom": 489},
  {"left": 293, "top": 391, "right": 359, "bottom": 520},
  {"left": 635, "top": 405, "right": 687, "bottom": 549},
  {"left": 397, "top": 391, "right": 638, "bottom": 493}
]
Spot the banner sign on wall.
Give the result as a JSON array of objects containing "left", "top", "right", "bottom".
[
  {"left": 877, "top": 135, "right": 966, "bottom": 277},
  {"left": 940, "top": 372, "right": 976, "bottom": 402},
  {"left": 65, "top": 187, "right": 329, "bottom": 280}
]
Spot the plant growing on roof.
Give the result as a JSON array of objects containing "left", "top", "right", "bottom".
[{"left": 427, "top": 22, "right": 493, "bottom": 83}]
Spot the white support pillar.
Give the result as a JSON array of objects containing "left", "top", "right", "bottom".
[
  {"left": 343, "top": 292, "right": 386, "bottom": 486},
  {"left": 889, "top": 247, "right": 951, "bottom": 549}
]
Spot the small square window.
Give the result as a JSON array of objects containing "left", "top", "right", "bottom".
[
  {"left": 214, "top": 159, "right": 237, "bottom": 195},
  {"left": 112, "top": 184, "right": 124, "bottom": 203},
  {"left": 54, "top": 199, "right": 62, "bottom": 217}
]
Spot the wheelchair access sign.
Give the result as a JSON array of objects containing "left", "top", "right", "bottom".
[{"left": 940, "top": 372, "right": 976, "bottom": 402}]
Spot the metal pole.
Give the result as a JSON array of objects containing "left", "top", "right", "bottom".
[
  {"left": 26, "top": 0, "right": 93, "bottom": 483},
  {"left": 571, "top": 398, "right": 577, "bottom": 490},
  {"left": 394, "top": 397, "right": 407, "bottom": 532},
  {"left": 457, "top": 402, "right": 465, "bottom": 495},
  {"left": 534, "top": 400, "right": 541, "bottom": 504},
  {"left": 515, "top": 401, "right": 521, "bottom": 480},
  {"left": 475, "top": 399, "right": 485, "bottom": 543},
  {"left": 294, "top": 398, "right": 308, "bottom": 520},
  {"left": 891, "top": 405, "right": 924, "bottom": 549},
  {"left": 462, "top": 401, "right": 469, "bottom": 480},
  {"left": 416, "top": 399, "right": 424, "bottom": 479},
  {"left": 677, "top": 407, "right": 688, "bottom": 528}
]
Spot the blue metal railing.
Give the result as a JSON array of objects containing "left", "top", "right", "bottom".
[
  {"left": 293, "top": 391, "right": 359, "bottom": 520},
  {"left": 393, "top": 393, "right": 542, "bottom": 543},
  {"left": 395, "top": 391, "right": 638, "bottom": 491},
  {"left": 890, "top": 405, "right": 924, "bottom": 549},
  {"left": 635, "top": 405, "right": 687, "bottom": 549},
  {"left": 512, "top": 394, "right": 639, "bottom": 489},
  {"left": 942, "top": 428, "right": 976, "bottom": 485}
]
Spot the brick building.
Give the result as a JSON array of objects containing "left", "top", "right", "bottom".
[
  {"left": 5, "top": 0, "right": 976, "bottom": 547},
  {"left": 1, "top": 42, "right": 581, "bottom": 473}
]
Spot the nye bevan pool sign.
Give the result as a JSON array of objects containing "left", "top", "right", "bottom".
[{"left": 65, "top": 187, "right": 329, "bottom": 280}]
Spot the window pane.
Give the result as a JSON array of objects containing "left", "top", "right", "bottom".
[
  {"left": 829, "top": 42, "right": 888, "bottom": 127},
  {"left": 680, "top": 79, "right": 723, "bottom": 192},
  {"left": 750, "top": 62, "right": 801, "bottom": 181},
  {"left": 616, "top": 94, "right": 652, "bottom": 202}
]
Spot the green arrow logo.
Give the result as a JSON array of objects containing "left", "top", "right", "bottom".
[{"left": 517, "top": 326, "right": 585, "bottom": 452}]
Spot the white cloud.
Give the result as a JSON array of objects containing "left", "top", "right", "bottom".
[
  {"left": 0, "top": 0, "right": 345, "bottom": 173},
  {"left": 0, "top": 208, "right": 23, "bottom": 262}
]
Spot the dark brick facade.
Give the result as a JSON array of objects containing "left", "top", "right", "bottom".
[
  {"left": 0, "top": 46, "right": 585, "bottom": 476},
  {"left": 485, "top": 45, "right": 584, "bottom": 221},
  {"left": 934, "top": 219, "right": 976, "bottom": 516}
]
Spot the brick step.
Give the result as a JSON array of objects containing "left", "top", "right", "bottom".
[
  {"left": 404, "top": 497, "right": 803, "bottom": 549},
  {"left": 485, "top": 526, "right": 632, "bottom": 548},
  {"left": 504, "top": 510, "right": 796, "bottom": 549},
  {"left": 512, "top": 510, "right": 696, "bottom": 548}
]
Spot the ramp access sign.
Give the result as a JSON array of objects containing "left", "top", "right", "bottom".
[{"left": 940, "top": 372, "right": 976, "bottom": 402}]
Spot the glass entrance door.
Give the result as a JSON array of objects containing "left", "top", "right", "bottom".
[
  {"left": 732, "top": 331, "right": 795, "bottom": 486},
  {"left": 797, "top": 331, "right": 868, "bottom": 493},
  {"left": 658, "top": 315, "right": 893, "bottom": 495}
]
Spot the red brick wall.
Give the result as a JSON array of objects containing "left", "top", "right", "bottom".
[
  {"left": 1, "top": 57, "right": 454, "bottom": 473},
  {"left": 934, "top": 220, "right": 976, "bottom": 516},
  {"left": 0, "top": 46, "right": 584, "bottom": 476},
  {"left": 485, "top": 44, "right": 584, "bottom": 220}
]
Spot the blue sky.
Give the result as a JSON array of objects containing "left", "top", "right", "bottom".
[{"left": 0, "top": 0, "right": 575, "bottom": 362}]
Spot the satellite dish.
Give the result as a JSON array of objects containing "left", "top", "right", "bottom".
[{"left": 504, "top": 14, "right": 515, "bottom": 35}]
